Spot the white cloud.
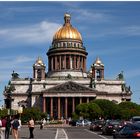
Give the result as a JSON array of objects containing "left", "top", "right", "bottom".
[
  {"left": 123, "top": 26, "right": 140, "bottom": 36},
  {"left": 0, "top": 55, "right": 48, "bottom": 82},
  {"left": 0, "top": 20, "right": 61, "bottom": 47},
  {"left": 61, "top": 2, "right": 112, "bottom": 23},
  {"left": 0, "top": 56, "right": 34, "bottom": 69},
  {"left": 15, "top": 56, "right": 35, "bottom": 63},
  {"left": 92, "top": 25, "right": 140, "bottom": 39},
  {"left": 75, "top": 9, "right": 110, "bottom": 23}
]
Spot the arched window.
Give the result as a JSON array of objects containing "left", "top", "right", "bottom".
[
  {"left": 66, "top": 55, "right": 70, "bottom": 69},
  {"left": 96, "top": 70, "right": 101, "bottom": 79},
  {"left": 37, "top": 69, "right": 41, "bottom": 81},
  {"left": 61, "top": 56, "right": 64, "bottom": 69}
]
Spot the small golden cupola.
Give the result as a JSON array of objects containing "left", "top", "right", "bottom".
[
  {"left": 34, "top": 57, "right": 45, "bottom": 66},
  {"left": 94, "top": 57, "right": 104, "bottom": 67},
  {"left": 33, "top": 57, "right": 46, "bottom": 81},
  {"left": 91, "top": 57, "right": 104, "bottom": 80},
  {"left": 52, "top": 13, "right": 83, "bottom": 48}
]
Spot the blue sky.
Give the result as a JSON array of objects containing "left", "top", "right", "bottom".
[{"left": 0, "top": 1, "right": 140, "bottom": 106}]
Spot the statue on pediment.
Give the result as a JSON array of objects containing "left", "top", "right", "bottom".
[{"left": 11, "top": 70, "right": 19, "bottom": 80}]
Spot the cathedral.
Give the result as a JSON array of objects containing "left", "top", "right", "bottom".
[{"left": 3, "top": 14, "right": 132, "bottom": 120}]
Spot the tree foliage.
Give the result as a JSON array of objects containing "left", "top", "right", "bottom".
[
  {"left": 74, "top": 100, "right": 140, "bottom": 120},
  {"left": 75, "top": 102, "right": 103, "bottom": 120},
  {"left": 0, "top": 108, "right": 8, "bottom": 118},
  {"left": 21, "top": 107, "right": 42, "bottom": 123},
  {"left": 119, "top": 102, "right": 140, "bottom": 119},
  {"left": 92, "top": 99, "right": 121, "bottom": 119},
  {"left": 75, "top": 103, "right": 89, "bottom": 119},
  {"left": 88, "top": 102, "right": 103, "bottom": 120}
]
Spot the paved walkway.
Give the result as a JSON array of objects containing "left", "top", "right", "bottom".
[
  {"left": 44, "top": 124, "right": 71, "bottom": 128},
  {"left": 8, "top": 124, "right": 71, "bottom": 139}
]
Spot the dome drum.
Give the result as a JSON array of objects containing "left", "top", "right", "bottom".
[
  {"left": 52, "top": 39, "right": 83, "bottom": 49},
  {"left": 47, "top": 47, "right": 88, "bottom": 56},
  {"left": 47, "top": 52, "right": 87, "bottom": 76}
]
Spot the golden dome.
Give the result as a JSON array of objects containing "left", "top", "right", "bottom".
[
  {"left": 94, "top": 57, "right": 104, "bottom": 66},
  {"left": 53, "top": 14, "right": 82, "bottom": 42},
  {"left": 35, "top": 57, "right": 45, "bottom": 66}
]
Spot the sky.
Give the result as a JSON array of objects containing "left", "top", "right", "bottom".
[{"left": 0, "top": 1, "right": 140, "bottom": 106}]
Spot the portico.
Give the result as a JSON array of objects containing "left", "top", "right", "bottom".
[{"left": 42, "top": 81, "right": 97, "bottom": 119}]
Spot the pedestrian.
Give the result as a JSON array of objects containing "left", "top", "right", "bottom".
[
  {"left": 28, "top": 117, "right": 35, "bottom": 138},
  {"left": 11, "top": 115, "right": 20, "bottom": 139},
  {"left": 40, "top": 118, "right": 46, "bottom": 129},
  {"left": 40, "top": 121, "right": 43, "bottom": 130},
  {"left": 82, "top": 120, "right": 84, "bottom": 127},
  {"left": 0, "top": 117, "right": 3, "bottom": 139},
  {"left": 43, "top": 118, "right": 46, "bottom": 125},
  {"left": 5, "top": 115, "right": 11, "bottom": 139},
  {"left": 1, "top": 116, "right": 7, "bottom": 139},
  {"left": 18, "top": 117, "right": 22, "bottom": 138}
]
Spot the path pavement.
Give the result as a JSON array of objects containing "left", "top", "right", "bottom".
[{"left": 9, "top": 124, "right": 71, "bottom": 139}]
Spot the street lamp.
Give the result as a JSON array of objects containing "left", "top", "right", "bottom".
[
  {"left": 4, "top": 80, "right": 15, "bottom": 115},
  {"left": 18, "top": 106, "right": 23, "bottom": 119},
  {"left": 4, "top": 92, "right": 12, "bottom": 115}
]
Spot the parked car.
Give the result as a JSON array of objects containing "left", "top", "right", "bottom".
[
  {"left": 76, "top": 119, "right": 91, "bottom": 126},
  {"left": 90, "top": 120, "right": 105, "bottom": 131},
  {"left": 113, "top": 123, "right": 140, "bottom": 139},
  {"left": 130, "top": 116, "right": 140, "bottom": 123},
  {"left": 102, "top": 120, "right": 122, "bottom": 135}
]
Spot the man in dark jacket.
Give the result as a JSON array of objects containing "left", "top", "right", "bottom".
[{"left": 5, "top": 115, "right": 11, "bottom": 139}]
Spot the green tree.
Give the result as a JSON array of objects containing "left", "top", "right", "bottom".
[
  {"left": 88, "top": 102, "right": 103, "bottom": 120},
  {"left": 21, "top": 107, "right": 42, "bottom": 123},
  {"left": 92, "top": 99, "right": 121, "bottom": 119},
  {"left": 0, "top": 108, "right": 8, "bottom": 118},
  {"left": 119, "top": 101, "right": 140, "bottom": 119},
  {"left": 75, "top": 102, "right": 103, "bottom": 120},
  {"left": 75, "top": 103, "right": 89, "bottom": 119},
  {"left": 72, "top": 112, "right": 79, "bottom": 120}
]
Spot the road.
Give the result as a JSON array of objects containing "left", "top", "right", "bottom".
[{"left": 9, "top": 125, "right": 113, "bottom": 139}]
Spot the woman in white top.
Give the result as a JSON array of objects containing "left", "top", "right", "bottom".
[
  {"left": 28, "top": 117, "right": 35, "bottom": 138},
  {"left": 18, "top": 119, "right": 22, "bottom": 130}
]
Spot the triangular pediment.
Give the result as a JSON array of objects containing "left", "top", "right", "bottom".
[{"left": 44, "top": 81, "right": 97, "bottom": 93}]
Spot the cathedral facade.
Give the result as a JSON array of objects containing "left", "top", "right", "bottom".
[{"left": 3, "top": 14, "right": 132, "bottom": 120}]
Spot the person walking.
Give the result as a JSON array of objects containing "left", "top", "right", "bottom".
[
  {"left": 0, "top": 117, "right": 3, "bottom": 139},
  {"left": 5, "top": 115, "right": 11, "bottom": 139},
  {"left": 28, "top": 117, "right": 35, "bottom": 139},
  {"left": 1, "top": 116, "right": 7, "bottom": 139},
  {"left": 40, "top": 118, "right": 46, "bottom": 129},
  {"left": 18, "top": 117, "right": 22, "bottom": 138},
  {"left": 11, "top": 115, "right": 20, "bottom": 139}
]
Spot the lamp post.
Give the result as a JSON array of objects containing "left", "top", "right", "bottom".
[
  {"left": 5, "top": 81, "right": 15, "bottom": 115},
  {"left": 5, "top": 92, "right": 12, "bottom": 115},
  {"left": 18, "top": 106, "right": 23, "bottom": 119}
]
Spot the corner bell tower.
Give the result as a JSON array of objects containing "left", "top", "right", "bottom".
[
  {"left": 91, "top": 57, "right": 104, "bottom": 80},
  {"left": 33, "top": 57, "right": 46, "bottom": 81}
]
